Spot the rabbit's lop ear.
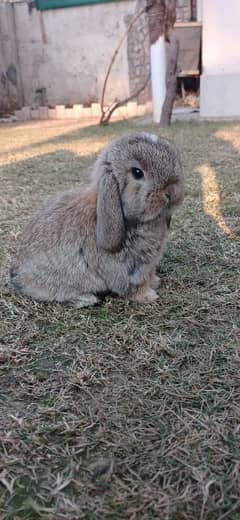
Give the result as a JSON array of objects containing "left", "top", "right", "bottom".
[{"left": 96, "top": 171, "right": 125, "bottom": 252}]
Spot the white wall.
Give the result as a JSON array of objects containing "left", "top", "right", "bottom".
[
  {"left": 200, "top": 0, "right": 240, "bottom": 117},
  {"left": 196, "top": 0, "right": 202, "bottom": 21},
  {"left": 13, "top": 1, "right": 137, "bottom": 106}
]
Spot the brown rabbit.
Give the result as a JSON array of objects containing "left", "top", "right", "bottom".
[{"left": 10, "top": 132, "right": 184, "bottom": 307}]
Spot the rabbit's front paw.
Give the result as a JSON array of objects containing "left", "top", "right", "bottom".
[
  {"left": 150, "top": 274, "right": 160, "bottom": 290},
  {"left": 68, "top": 294, "right": 101, "bottom": 308},
  {"left": 130, "top": 287, "right": 159, "bottom": 304}
]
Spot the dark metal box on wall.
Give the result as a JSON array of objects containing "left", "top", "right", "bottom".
[{"left": 174, "top": 22, "right": 202, "bottom": 76}]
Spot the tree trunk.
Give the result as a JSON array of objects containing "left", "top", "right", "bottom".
[
  {"left": 160, "top": 31, "right": 179, "bottom": 126},
  {"left": 147, "top": 0, "right": 177, "bottom": 124}
]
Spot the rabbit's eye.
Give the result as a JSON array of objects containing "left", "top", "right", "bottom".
[{"left": 131, "top": 167, "right": 144, "bottom": 180}]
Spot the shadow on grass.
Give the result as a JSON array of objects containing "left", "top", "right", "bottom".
[{"left": 0, "top": 119, "right": 134, "bottom": 163}]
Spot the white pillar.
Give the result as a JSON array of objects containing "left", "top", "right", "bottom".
[
  {"left": 197, "top": 0, "right": 202, "bottom": 21},
  {"left": 200, "top": 0, "right": 240, "bottom": 118},
  {"left": 150, "top": 35, "right": 166, "bottom": 123}
]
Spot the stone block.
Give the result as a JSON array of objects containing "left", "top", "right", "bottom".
[
  {"left": 72, "top": 104, "right": 83, "bottom": 119},
  {"left": 145, "top": 101, "right": 153, "bottom": 113},
  {"left": 48, "top": 108, "right": 56, "bottom": 119},
  {"left": 136, "top": 104, "right": 146, "bottom": 117},
  {"left": 111, "top": 106, "right": 124, "bottom": 120},
  {"left": 82, "top": 107, "right": 92, "bottom": 118},
  {"left": 31, "top": 109, "right": 40, "bottom": 120},
  {"left": 65, "top": 108, "right": 75, "bottom": 119},
  {"left": 111, "top": 107, "right": 122, "bottom": 120},
  {"left": 15, "top": 110, "right": 24, "bottom": 121},
  {"left": 91, "top": 103, "right": 101, "bottom": 117},
  {"left": 39, "top": 106, "right": 49, "bottom": 119},
  {"left": 22, "top": 106, "right": 31, "bottom": 121},
  {"left": 55, "top": 105, "right": 66, "bottom": 119},
  {"left": 127, "top": 102, "right": 137, "bottom": 117}
]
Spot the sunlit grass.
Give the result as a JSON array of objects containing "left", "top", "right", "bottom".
[
  {"left": 197, "top": 163, "right": 236, "bottom": 239},
  {"left": 0, "top": 121, "right": 110, "bottom": 166},
  {"left": 216, "top": 124, "right": 240, "bottom": 153}
]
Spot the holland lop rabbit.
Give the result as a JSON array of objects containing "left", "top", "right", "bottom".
[{"left": 10, "top": 132, "right": 184, "bottom": 307}]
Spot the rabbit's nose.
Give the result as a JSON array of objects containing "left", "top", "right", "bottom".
[
  {"left": 145, "top": 190, "right": 168, "bottom": 211},
  {"left": 165, "top": 183, "right": 184, "bottom": 207}
]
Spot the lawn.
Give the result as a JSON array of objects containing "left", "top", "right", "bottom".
[{"left": 0, "top": 118, "right": 240, "bottom": 520}]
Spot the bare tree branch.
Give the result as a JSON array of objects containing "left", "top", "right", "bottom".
[
  {"left": 100, "top": 73, "right": 150, "bottom": 125},
  {"left": 100, "top": 6, "right": 147, "bottom": 124}
]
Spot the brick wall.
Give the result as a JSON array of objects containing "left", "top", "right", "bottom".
[
  {"left": 0, "top": 2, "right": 23, "bottom": 112},
  {"left": 126, "top": 0, "right": 151, "bottom": 103},
  {"left": 176, "top": 0, "right": 197, "bottom": 22}
]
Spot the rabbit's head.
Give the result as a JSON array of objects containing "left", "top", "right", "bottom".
[{"left": 94, "top": 133, "right": 184, "bottom": 251}]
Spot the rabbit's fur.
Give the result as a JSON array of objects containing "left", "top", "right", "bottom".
[{"left": 10, "top": 132, "right": 184, "bottom": 307}]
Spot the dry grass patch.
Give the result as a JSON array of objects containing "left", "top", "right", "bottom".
[{"left": 0, "top": 119, "right": 240, "bottom": 520}]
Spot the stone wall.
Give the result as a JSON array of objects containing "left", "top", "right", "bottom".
[
  {"left": 126, "top": 0, "right": 151, "bottom": 103},
  {"left": 0, "top": 2, "right": 23, "bottom": 112},
  {"left": 176, "top": 0, "right": 197, "bottom": 22}
]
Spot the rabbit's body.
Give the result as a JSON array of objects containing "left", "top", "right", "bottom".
[
  {"left": 10, "top": 133, "right": 184, "bottom": 306},
  {"left": 11, "top": 188, "right": 168, "bottom": 306}
]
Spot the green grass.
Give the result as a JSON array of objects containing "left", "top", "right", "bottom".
[{"left": 0, "top": 118, "right": 240, "bottom": 520}]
